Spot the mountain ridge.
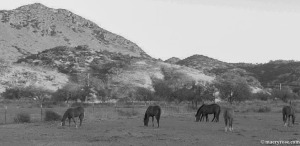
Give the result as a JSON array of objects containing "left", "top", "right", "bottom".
[{"left": 0, "top": 3, "right": 150, "bottom": 62}]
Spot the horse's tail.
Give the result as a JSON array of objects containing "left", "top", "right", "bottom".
[
  {"left": 144, "top": 111, "right": 147, "bottom": 120},
  {"left": 157, "top": 106, "right": 161, "bottom": 120}
]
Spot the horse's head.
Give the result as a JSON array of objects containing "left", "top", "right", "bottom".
[
  {"left": 144, "top": 115, "right": 149, "bottom": 126},
  {"left": 61, "top": 118, "right": 66, "bottom": 126},
  {"left": 195, "top": 113, "right": 203, "bottom": 122}
]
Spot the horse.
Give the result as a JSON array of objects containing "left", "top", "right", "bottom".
[
  {"left": 282, "top": 106, "right": 295, "bottom": 126},
  {"left": 61, "top": 106, "right": 85, "bottom": 128},
  {"left": 195, "top": 104, "right": 221, "bottom": 122},
  {"left": 223, "top": 107, "right": 234, "bottom": 132},
  {"left": 144, "top": 105, "right": 161, "bottom": 128}
]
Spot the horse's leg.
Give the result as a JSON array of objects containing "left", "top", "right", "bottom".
[
  {"left": 72, "top": 117, "right": 77, "bottom": 128},
  {"left": 216, "top": 110, "right": 220, "bottom": 122},
  {"left": 211, "top": 113, "right": 216, "bottom": 122},
  {"left": 152, "top": 116, "right": 154, "bottom": 127},
  {"left": 206, "top": 114, "right": 209, "bottom": 122},
  {"left": 68, "top": 118, "right": 71, "bottom": 127},
  {"left": 79, "top": 116, "right": 83, "bottom": 126},
  {"left": 283, "top": 114, "right": 287, "bottom": 126},
  {"left": 287, "top": 115, "right": 290, "bottom": 126},
  {"left": 200, "top": 114, "right": 203, "bottom": 122},
  {"left": 229, "top": 118, "right": 233, "bottom": 132},
  {"left": 224, "top": 118, "right": 228, "bottom": 132},
  {"left": 156, "top": 116, "right": 160, "bottom": 128}
]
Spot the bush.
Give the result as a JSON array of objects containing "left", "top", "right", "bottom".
[
  {"left": 14, "top": 113, "right": 31, "bottom": 123},
  {"left": 257, "top": 106, "right": 271, "bottom": 113},
  {"left": 252, "top": 92, "right": 272, "bottom": 101},
  {"left": 44, "top": 110, "right": 62, "bottom": 121}
]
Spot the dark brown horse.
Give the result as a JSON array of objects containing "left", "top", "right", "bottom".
[
  {"left": 144, "top": 105, "right": 161, "bottom": 127},
  {"left": 282, "top": 106, "right": 295, "bottom": 126},
  {"left": 195, "top": 104, "right": 221, "bottom": 122},
  {"left": 61, "top": 106, "right": 84, "bottom": 128},
  {"left": 223, "top": 107, "right": 234, "bottom": 132}
]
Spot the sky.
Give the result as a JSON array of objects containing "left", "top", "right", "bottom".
[{"left": 1, "top": 0, "right": 300, "bottom": 63}]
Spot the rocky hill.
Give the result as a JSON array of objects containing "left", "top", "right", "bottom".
[
  {"left": 165, "top": 57, "right": 181, "bottom": 64},
  {"left": 0, "top": 3, "right": 150, "bottom": 62},
  {"left": 176, "top": 54, "right": 232, "bottom": 72},
  {"left": 11, "top": 45, "right": 214, "bottom": 98},
  {"left": 235, "top": 60, "right": 300, "bottom": 88},
  {"left": 0, "top": 62, "right": 68, "bottom": 94}
]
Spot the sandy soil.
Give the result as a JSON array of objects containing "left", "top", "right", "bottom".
[{"left": 0, "top": 110, "right": 299, "bottom": 146}]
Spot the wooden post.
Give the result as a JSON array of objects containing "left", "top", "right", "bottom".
[
  {"left": 40, "top": 104, "right": 43, "bottom": 121},
  {"left": 93, "top": 102, "right": 95, "bottom": 113},
  {"left": 4, "top": 106, "right": 7, "bottom": 124}
]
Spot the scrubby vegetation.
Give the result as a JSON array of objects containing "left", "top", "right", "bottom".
[
  {"left": 14, "top": 112, "right": 31, "bottom": 123},
  {"left": 44, "top": 110, "right": 62, "bottom": 121}
]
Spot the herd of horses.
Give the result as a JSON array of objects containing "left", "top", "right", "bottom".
[{"left": 60, "top": 103, "right": 296, "bottom": 132}]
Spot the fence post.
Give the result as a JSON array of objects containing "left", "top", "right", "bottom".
[
  {"left": 4, "top": 106, "right": 7, "bottom": 124},
  {"left": 93, "top": 102, "right": 95, "bottom": 113},
  {"left": 40, "top": 104, "right": 43, "bottom": 121}
]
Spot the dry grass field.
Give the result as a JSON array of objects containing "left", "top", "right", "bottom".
[{"left": 0, "top": 100, "right": 299, "bottom": 146}]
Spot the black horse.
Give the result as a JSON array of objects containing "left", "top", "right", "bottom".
[
  {"left": 223, "top": 107, "right": 234, "bottom": 132},
  {"left": 195, "top": 104, "right": 221, "bottom": 122},
  {"left": 61, "top": 106, "right": 84, "bottom": 128},
  {"left": 144, "top": 105, "right": 161, "bottom": 127},
  {"left": 282, "top": 106, "right": 295, "bottom": 126}
]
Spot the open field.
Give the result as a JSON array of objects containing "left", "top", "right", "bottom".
[{"left": 0, "top": 101, "right": 299, "bottom": 146}]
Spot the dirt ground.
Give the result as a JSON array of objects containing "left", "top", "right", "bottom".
[{"left": 0, "top": 106, "right": 299, "bottom": 146}]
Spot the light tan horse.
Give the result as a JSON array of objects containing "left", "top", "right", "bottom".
[{"left": 223, "top": 107, "right": 234, "bottom": 132}]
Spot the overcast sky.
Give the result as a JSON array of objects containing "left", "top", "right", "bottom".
[{"left": 1, "top": 0, "right": 300, "bottom": 63}]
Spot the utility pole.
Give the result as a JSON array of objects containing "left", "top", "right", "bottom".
[{"left": 280, "top": 83, "right": 282, "bottom": 91}]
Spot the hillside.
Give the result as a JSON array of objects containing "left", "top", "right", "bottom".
[
  {"left": 235, "top": 60, "right": 300, "bottom": 88},
  {"left": 176, "top": 54, "right": 232, "bottom": 72},
  {"left": 165, "top": 57, "right": 181, "bottom": 64},
  {"left": 0, "top": 62, "right": 68, "bottom": 94},
  {"left": 0, "top": 3, "right": 150, "bottom": 62},
  {"left": 13, "top": 45, "right": 214, "bottom": 98}
]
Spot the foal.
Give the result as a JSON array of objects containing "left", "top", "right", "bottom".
[{"left": 223, "top": 107, "right": 234, "bottom": 132}]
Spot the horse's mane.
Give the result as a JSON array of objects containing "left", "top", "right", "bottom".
[{"left": 195, "top": 104, "right": 205, "bottom": 116}]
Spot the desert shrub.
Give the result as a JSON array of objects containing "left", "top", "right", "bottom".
[
  {"left": 272, "top": 87, "right": 296, "bottom": 103},
  {"left": 252, "top": 92, "right": 272, "bottom": 101},
  {"left": 116, "top": 109, "right": 139, "bottom": 117},
  {"left": 257, "top": 106, "right": 271, "bottom": 113},
  {"left": 44, "top": 110, "right": 62, "bottom": 121},
  {"left": 14, "top": 113, "right": 31, "bottom": 123}
]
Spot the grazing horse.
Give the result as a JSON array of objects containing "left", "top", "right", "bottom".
[
  {"left": 195, "top": 104, "right": 221, "bottom": 122},
  {"left": 144, "top": 105, "right": 161, "bottom": 127},
  {"left": 223, "top": 107, "right": 234, "bottom": 132},
  {"left": 282, "top": 106, "right": 295, "bottom": 126},
  {"left": 61, "top": 106, "right": 84, "bottom": 128}
]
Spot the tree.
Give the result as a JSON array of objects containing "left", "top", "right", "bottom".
[
  {"left": 214, "top": 72, "right": 251, "bottom": 104},
  {"left": 272, "top": 86, "right": 296, "bottom": 103},
  {"left": 135, "top": 87, "right": 155, "bottom": 103},
  {"left": 153, "top": 80, "right": 173, "bottom": 102}
]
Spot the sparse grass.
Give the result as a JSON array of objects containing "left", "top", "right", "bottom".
[
  {"left": 116, "top": 109, "right": 139, "bottom": 117},
  {"left": 257, "top": 106, "right": 271, "bottom": 113},
  {"left": 14, "top": 112, "right": 31, "bottom": 123},
  {"left": 44, "top": 110, "right": 62, "bottom": 121}
]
